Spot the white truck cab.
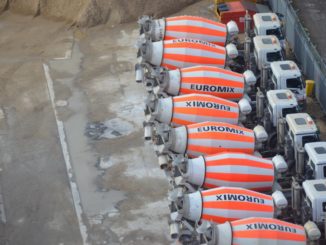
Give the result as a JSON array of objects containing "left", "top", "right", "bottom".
[
  {"left": 253, "top": 35, "right": 283, "bottom": 71},
  {"left": 267, "top": 89, "right": 299, "bottom": 127},
  {"left": 253, "top": 13, "right": 285, "bottom": 49},
  {"left": 302, "top": 179, "right": 326, "bottom": 226},
  {"left": 305, "top": 142, "right": 326, "bottom": 180},
  {"left": 270, "top": 61, "right": 306, "bottom": 105},
  {"left": 286, "top": 113, "right": 319, "bottom": 151}
]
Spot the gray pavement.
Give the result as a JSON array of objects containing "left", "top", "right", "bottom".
[
  {"left": 0, "top": 9, "right": 170, "bottom": 245},
  {"left": 292, "top": 0, "right": 326, "bottom": 63}
]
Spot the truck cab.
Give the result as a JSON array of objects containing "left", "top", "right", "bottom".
[
  {"left": 253, "top": 13, "right": 285, "bottom": 49},
  {"left": 253, "top": 35, "right": 284, "bottom": 72},
  {"left": 305, "top": 142, "right": 326, "bottom": 180},
  {"left": 302, "top": 179, "right": 326, "bottom": 227},
  {"left": 285, "top": 113, "right": 319, "bottom": 159},
  {"left": 267, "top": 89, "right": 299, "bottom": 128},
  {"left": 270, "top": 61, "right": 306, "bottom": 105}
]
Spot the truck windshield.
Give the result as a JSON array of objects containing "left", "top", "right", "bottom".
[
  {"left": 267, "top": 51, "right": 283, "bottom": 62},
  {"left": 266, "top": 28, "right": 283, "bottom": 40},
  {"left": 282, "top": 107, "right": 298, "bottom": 117},
  {"left": 302, "top": 134, "right": 320, "bottom": 146},
  {"left": 286, "top": 78, "right": 303, "bottom": 89}
]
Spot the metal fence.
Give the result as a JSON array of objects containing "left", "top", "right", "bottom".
[{"left": 269, "top": 0, "right": 326, "bottom": 112}]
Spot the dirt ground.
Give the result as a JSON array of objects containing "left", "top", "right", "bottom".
[
  {"left": 0, "top": 1, "right": 214, "bottom": 244},
  {"left": 1, "top": 0, "right": 200, "bottom": 27}
]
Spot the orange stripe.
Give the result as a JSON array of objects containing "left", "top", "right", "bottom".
[
  {"left": 164, "top": 35, "right": 177, "bottom": 40},
  {"left": 181, "top": 76, "right": 244, "bottom": 88},
  {"left": 201, "top": 214, "right": 238, "bottom": 223},
  {"left": 233, "top": 230, "right": 306, "bottom": 242},
  {"left": 188, "top": 132, "right": 254, "bottom": 143},
  {"left": 161, "top": 63, "right": 178, "bottom": 70},
  {"left": 205, "top": 173, "right": 274, "bottom": 183},
  {"left": 174, "top": 107, "right": 239, "bottom": 119},
  {"left": 203, "top": 201, "right": 274, "bottom": 212},
  {"left": 166, "top": 25, "right": 226, "bottom": 37},
  {"left": 187, "top": 144, "right": 254, "bottom": 156},
  {"left": 171, "top": 117, "right": 193, "bottom": 126},
  {"left": 164, "top": 42, "right": 225, "bottom": 55},
  {"left": 203, "top": 183, "right": 272, "bottom": 192},
  {"left": 206, "top": 158, "right": 273, "bottom": 169},
  {"left": 163, "top": 54, "right": 225, "bottom": 66},
  {"left": 202, "top": 188, "right": 272, "bottom": 200},
  {"left": 231, "top": 218, "right": 304, "bottom": 230},
  {"left": 179, "top": 88, "right": 243, "bottom": 99},
  {"left": 182, "top": 66, "right": 243, "bottom": 77},
  {"left": 173, "top": 95, "right": 238, "bottom": 107},
  {"left": 167, "top": 16, "right": 224, "bottom": 27}
]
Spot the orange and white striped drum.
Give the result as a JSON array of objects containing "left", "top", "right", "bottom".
[
  {"left": 172, "top": 94, "right": 239, "bottom": 125},
  {"left": 152, "top": 94, "right": 240, "bottom": 126},
  {"left": 185, "top": 122, "right": 255, "bottom": 156},
  {"left": 162, "top": 39, "right": 229, "bottom": 69},
  {"left": 229, "top": 218, "right": 307, "bottom": 245},
  {"left": 186, "top": 153, "right": 275, "bottom": 191},
  {"left": 176, "top": 66, "right": 245, "bottom": 100},
  {"left": 183, "top": 187, "right": 274, "bottom": 224},
  {"left": 164, "top": 16, "right": 228, "bottom": 46}
]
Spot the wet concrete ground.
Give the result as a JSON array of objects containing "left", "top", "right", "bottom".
[
  {"left": 0, "top": 1, "right": 216, "bottom": 243},
  {"left": 0, "top": 11, "right": 170, "bottom": 245}
]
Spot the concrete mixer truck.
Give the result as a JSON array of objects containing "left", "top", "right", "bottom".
[
  {"left": 192, "top": 218, "right": 320, "bottom": 245},
  {"left": 168, "top": 152, "right": 287, "bottom": 192},
  {"left": 137, "top": 37, "right": 238, "bottom": 70},
  {"left": 147, "top": 121, "right": 268, "bottom": 160},
  {"left": 168, "top": 187, "right": 288, "bottom": 241},
  {"left": 135, "top": 65, "right": 256, "bottom": 101},
  {"left": 138, "top": 15, "right": 239, "bottom": 46},
  {"left": 144, "top": 93, "right": 252, "bottom": 129}
]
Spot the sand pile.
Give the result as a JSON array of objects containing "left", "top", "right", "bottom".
[{"left": 1, "top": 0, "right": 199, "bottom": 27}]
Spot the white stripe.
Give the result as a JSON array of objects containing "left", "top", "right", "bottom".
[
  {"left": 205, "top": 153, "right": 272, "bottom": 165},
  {"left": 204, "top": 179, "right": 273, "bottom": 189},
  {"left": 232, "top": 222, "right": 306, "bottom": 235},
  {"left": 188, "top": 139, "right": 255, "bottom": 149},
  {"left": 167, "top": 19, "right": 226, "bottom": 32},
  {"left": 43, "top": 64, "right": 89, "bottom": 245},
  {"left": 206, "top": 165, "right": 273, "bottom": 175},
  {"left": 182, "top": 70, "right": 244, "bottom": 83},
  {"left": 165, "top": 31, "right": 226, "bottom": 43},
  {"left": 164, "top": 47, "right": 225, "bottom": 60},
  {"left": 203, "top": 208, "right": 274, "bottom": 220},
  {"left": 180, "top": 83, "right": 244, "bottom": 95},
  {"left": 187, "top": 125, "right": 254, "bottom": 137},
  {"left": 203, "top": 194, "right": 273, "bottom": 205},
  {"left": 174, "top": 100, "right": 239, "bottom": 111}
]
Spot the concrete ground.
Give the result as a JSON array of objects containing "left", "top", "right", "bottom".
[
  {"left": 0, "top": 10, "right": 169, "bottom": 245},
  {"left": 0, "top": 1, "right": 214, "bottom": 244},
  {"left": 292, "top": 0, "right": 326, "bottom": 63}
]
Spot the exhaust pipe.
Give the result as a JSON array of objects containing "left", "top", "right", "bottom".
[
  {"left": 261, "top": 64, "right": 270, "bottom": 91},
  {"left": 295, "top": 146, "right": 305, "bottom": 177}
]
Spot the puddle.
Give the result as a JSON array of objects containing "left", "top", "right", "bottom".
[{"left": 85, "top": 118, "right": 135, "bottom": 140}]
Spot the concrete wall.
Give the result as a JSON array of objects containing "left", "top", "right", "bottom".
[{"left": 0, "top": 0, "right": 200, "bottom": 27}]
